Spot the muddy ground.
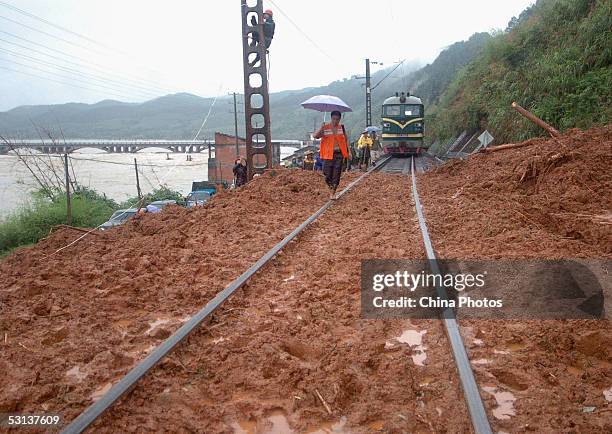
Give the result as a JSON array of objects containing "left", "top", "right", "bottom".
[
  {"left": 418, "top": 126, "right": 611, "bottom": 433},
  {"left": 0, "top": 126, "right": 610, "bottom": 433},
  {"left": 91, "top": 172, "right": 471, "bottom": 433},
  {"left": 0, "top": 169, "right": 360, "bottom": 428}
]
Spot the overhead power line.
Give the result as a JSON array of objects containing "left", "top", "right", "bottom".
[
  {"left": 0, "top": 46, "right": 160, "bottom": 99},
  {"left": 0, "top": 15, "right": 105, "bottom": 55},
  {"left": 0, "top": 64, "right": 128, "bottom": 99},
  {"left": 0, "top": 2, "right": 175, "bottom": 87},
  {"left": 267, "top": 0, "right": 337, "bottom": 65},
  {"left": 0, "top": 1, "right": 118, "bottom": 53},
  {"left": 0, "top": 58, "right": 152, "bottom": 100},
  {"left": 372, "top": 59, "right": 405, "bottom": 90},
  {"left": 0, "top": 30, "right": 173, "bottom": 94}
]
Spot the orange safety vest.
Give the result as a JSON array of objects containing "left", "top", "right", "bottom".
[{"left": 319, "top": 123, "right": 348, "bottom": 160}]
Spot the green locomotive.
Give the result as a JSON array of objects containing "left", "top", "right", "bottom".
[{"left": 381, "top": 92, "right": 426, "bottom": 156}]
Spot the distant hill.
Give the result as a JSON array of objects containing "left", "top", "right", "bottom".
[{"left": 0, "top": 32, "right": 493, "bottom": 141}]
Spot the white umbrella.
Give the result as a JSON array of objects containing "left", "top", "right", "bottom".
[{"left": 301, "top": 95, "right": 352, "bottom": 122}]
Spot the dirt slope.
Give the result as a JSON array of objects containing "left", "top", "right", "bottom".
[{"left": 418, "top": 126, "right": 611, "bottom": 433}]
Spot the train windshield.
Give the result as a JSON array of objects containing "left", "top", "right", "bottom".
[
  {"left": 383, "top": 105, "right": 401, "bottom": 116},
  {"left": 383, "top": 104, "right": 423, "bottom": 116},
  {"left": 403, "top": 105, "right": 422, "bottom": 116}
]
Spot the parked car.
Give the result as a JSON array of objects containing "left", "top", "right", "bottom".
[
  {"left": 99, "top": 208, "right": 142, "bottom": 230},
  {"left": 148, "top": 199, "right": 178, "bottom": 209},
  {"left": 185, "top": 191, "right": 211, "bottom": 208}
]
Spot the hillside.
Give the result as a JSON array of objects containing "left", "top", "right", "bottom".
[
  {"left": 0, "top": 31, "right": 493, "bottom": 142},
  {"left": 0, "top": 65, "right": 415, "bottom": 141},
  {"left": 427, "top": 0, "right": 612, "bottom": 144}
]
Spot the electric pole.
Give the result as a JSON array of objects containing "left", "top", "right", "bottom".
[
  {"left": 134, "top": 158, "right": 142, "bottom": 201},
  {"left": 64, "top": 153, "right": 72, "bottom": 225},
  {"left": 232, "top": 92, "right": 240, "bottom": 157},
  {"left": 365, "top": 58, "right": 371, "bottom": 128},
  {"left": 356, "top": 59, "right": 382, "bottom": 128}
]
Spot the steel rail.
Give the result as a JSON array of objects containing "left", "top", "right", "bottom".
[
  {"left": 410, "top": 157, "right": 493, "bottom": 434},
  {"left": 61, "top": 157, "right": 391, "bottom": 434}
]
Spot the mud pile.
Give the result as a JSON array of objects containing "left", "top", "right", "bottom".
[
  {"left": 419, "top": 126, "right": 611, "bottom": 433},
  {"left": 0, "top": 168, "right": 356, "bottom": 421},
  {"left": 421, "top": 126, "right": 611, "bottom": 257}
]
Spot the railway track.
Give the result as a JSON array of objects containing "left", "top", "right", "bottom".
[{"left": 61, "top": 156, "right": 492, "bottom": 433}]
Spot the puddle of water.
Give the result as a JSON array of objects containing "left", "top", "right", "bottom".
[
  {"left": 283, "top": 275, "right": 295, "bottom": 283},
  {"left": 482, "top": 386, "right": 516, "bottom": 420},
  {"left": 604, "top": 387, "right": 612, "bottom": 402},
  {"left": 213, "top": 337, "right": 225, "bottom": 344},
  {"left": 436, "top": 407, "right": 443, "bottom": 416},
  {"left": 306, "top": 416, "right": 349, "bottom": 433},
  {"left": 472, "top": 359, "right": 491, "bottom": 365},
  {"left": 233, "top": 410, "right": 293, "bottom": 434},
  {"left": 391, "top": 329, "right": 428, "bottom": 366},
  {"left": 493, "top": 349, "right": 510, "bottom": 355},
  {"left": 65, "top": 365, "right": 87, "bottom": 382},
  {"left": 473, "top": 339, "right": 484, "bottom": 346},
  {"left": 232, "top": 420, "right": 256, "bottom": 434},
  {"left": 146, "top": 318, "right": 170, "bottom": 335},
  {"left": 233, "top": 411, "right": 350, "bottom": 434},
  {"left": 179, "top": 316, "right": 191, "bottom": 323},
  {"left": 90, "top": 382, "right": 113, "bottom": 401}
]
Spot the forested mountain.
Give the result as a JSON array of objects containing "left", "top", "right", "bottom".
[{"left": 427, "top": 0, "right": 611, "bottom": 144}]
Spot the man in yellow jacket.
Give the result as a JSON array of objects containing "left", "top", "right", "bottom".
[{"left": 357, "top": 130, "right": 373, "bottom": 171}]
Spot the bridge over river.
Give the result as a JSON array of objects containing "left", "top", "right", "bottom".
[{"left": 0, "top": 139, "right": 305, "bottom": 155}]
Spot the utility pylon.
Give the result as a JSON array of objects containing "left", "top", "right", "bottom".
[
  {"left": 240, "top": 0, "right": 273, "bottom": 180},
  {"left": 229, "top": 92, "right": 244, "bottom": 158}
]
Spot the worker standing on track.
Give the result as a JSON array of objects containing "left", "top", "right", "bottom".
[
  {"left": 314, "top": 110, "right": 350, "bottom": 200},
  {"left": 249, "top": 9, "right": 275, "bottom": 67},
  {"left": 357, "top": 130, "right": 373, "bottom": 171}
]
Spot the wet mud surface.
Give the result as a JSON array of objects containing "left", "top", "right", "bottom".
[
  {"left": 0, "top": 126, "right": 610, "bottom": 433},
  {"left": 419, "top": 126, "right": 612, "bottom": 433},
  {"left": 0, "top": 169, "right": 359, "bottom": 429},
  {"left": 90, "top": 173, "right": 471, "bottom": 433}
]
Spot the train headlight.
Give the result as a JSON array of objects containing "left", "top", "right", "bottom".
[
  {"left": 383, "top": 122, "right": 390, "bottom": 129},
  {"left": 414, "top": 122, "right": 422, "bottom": 128}
]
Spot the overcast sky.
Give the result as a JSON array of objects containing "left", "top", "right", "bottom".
[{"left": 0, "top": 0, "right": 534, "bottom": 111}]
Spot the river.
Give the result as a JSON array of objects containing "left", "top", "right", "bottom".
[{"left": 0, "top": 147, "right": 297, "bottom": 219}]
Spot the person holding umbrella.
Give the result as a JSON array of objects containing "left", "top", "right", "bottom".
[
  {"left": 301, "top": 95, "right": 353, "bottom": 200},
  {"left": 314, "top": 110, "right": 350, "bottom": 199}
]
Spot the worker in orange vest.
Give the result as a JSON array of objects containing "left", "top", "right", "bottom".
[{"left": 314, "top": 110, "right": 350, "bottom": 200}]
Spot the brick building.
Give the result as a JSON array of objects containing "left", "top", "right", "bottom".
[
  {"left": 208, "top": 132, "right": 281, "bottom": 184},
  {"left": 208, "top": 132, "right": 246, "bottom": 184}
]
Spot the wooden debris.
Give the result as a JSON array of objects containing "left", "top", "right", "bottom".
[
  {"left": 315, "top": 389, "right": 332, "bottom": 415},
  {"left": 512, "top": 102, "right": 561, "bottom": 137}
]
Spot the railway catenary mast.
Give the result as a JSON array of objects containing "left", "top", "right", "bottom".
[{"left": 240, "top": 0, "right": 273, "bottom": 180}]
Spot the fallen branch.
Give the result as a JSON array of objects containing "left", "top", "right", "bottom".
[
  {"left": 481, "top": 142, "right": 532, "bottom": 153},
  {"left": 51, "top": 224, "right": 101, "bottom": 235},
  {"left": 512, "top": 102, "right": 561, "bottom": 138},
  {"left": 315, "top": 389, "right": 332, "bottom": 415}
]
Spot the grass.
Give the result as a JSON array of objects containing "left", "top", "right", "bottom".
[{"left": 0, "top": 185, "right": 184, "bottom": 256}]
